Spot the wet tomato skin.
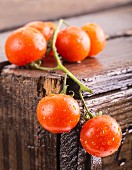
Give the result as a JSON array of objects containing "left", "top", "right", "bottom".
[
  {"left": 25, "top": 21, "right": 56, "bottom": 41},
  {"left": 37, "top": 94, "right": 80, "bottom": 134},
  {"left": 5, "top": 27, "right": 47, "bottom": 66},
  {"left": 80, "top": 115, "right": 122, "bottom": 157},
  {"left": 56, "top": 26, "right": 91, "bottom": 62}
]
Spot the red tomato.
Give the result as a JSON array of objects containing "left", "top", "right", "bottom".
[
  {"left": 25, "top": 21, "right": 56, "bottom": 41},
  {"left": 82, "top": 23, "right": 106, "bottom": 56},
  {"left": 80, "top": 115, "right": 122, "bottom": 157},
  {"left": 37, "top": 94, "right": 80, "bottom": 133},
  {"left": 56, "top": 26, "right": 91, "bottom": 62},
  {"left": 5, "top": 27, "right": 47, "bottom": 66}
]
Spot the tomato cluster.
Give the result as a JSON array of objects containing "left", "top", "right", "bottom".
[
  {"left": 56, "top": 23, "right": 106, "bottom": 62},
  {"left": 37, "top": 94, "right": 122, "bottom": 157},
  {"left": 4, "top": 19, "right": 121, "bottom": 158},
  {"left": 5, "top": 20, "right": 106, "bottom": 66}
]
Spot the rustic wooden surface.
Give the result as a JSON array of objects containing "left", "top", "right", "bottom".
[
  {"left": 0, "top": 4, "right": 132, "bottom": 170},
  {"left": 0, "top": 72, "right": 62, "bottom": 170},
  {"left": 0, "top": 0, "right": 131, "bottom": 31},
  {"left": 0, "top": 41, "right": 132, "bottom": 170}
]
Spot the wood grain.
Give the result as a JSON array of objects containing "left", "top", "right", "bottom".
[
  {"left": 84, "top": 89, "right": 132, "bottom": 170},
  {"left": 0, "top": 72, "right": 63, "bottom": 170}
]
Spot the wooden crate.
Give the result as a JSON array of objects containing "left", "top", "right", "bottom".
[{"left": 0, "top": 3, "right": 132, "bottom": 170}]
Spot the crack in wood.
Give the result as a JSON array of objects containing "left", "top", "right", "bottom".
[
  {"left": 106, "top": 29, "right": 132, "bottom": 40},
  {"left": 36, "top": 77, "right": 46, "bottom": 98},
  {"left": 0, "top": 61, "right": 10, "bottom": 74},
  {"left": 114, "top": 124, "right": 132, "bottom": 166}
]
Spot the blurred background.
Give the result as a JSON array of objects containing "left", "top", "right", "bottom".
[
  {"left": 0, "top": 0, "right": 131, "bottom": 31},
  {"left": 0, "top": 0, "right": 131, "bottom": 62}
]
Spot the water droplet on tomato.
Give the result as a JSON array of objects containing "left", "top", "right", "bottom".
[
  {"left": 85, "top": 140, "right": 87, "bottom": 144},
  {"left": 92, "top": 141, "right": 95, "bottom": 146},
  {"left": 100, "top": 130, "right": 105, "bottom": 135},
  {"left": 107, "top": 140, "right": 112, "bottom": 145},
  {"left": 100, "top": 147, "right": 104, "bottom": 151}
]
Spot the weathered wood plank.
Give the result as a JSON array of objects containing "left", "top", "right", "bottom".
[
  {"left": 59, "top": 88, "right": 132, "bottom": 169},
  {"left": 84, "top": 88, "right": 132, "bottom": 169},
  {"left": 0, "top": 0, "right": 131, "bottom": 31},
  {"left": 0, "top": 71, "right": 63, "bottom": 170}
]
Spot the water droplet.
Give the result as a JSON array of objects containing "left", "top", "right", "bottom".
[
  {"left": 107, "top": 140, "right": 112, "bottom": 145},
  {"left": 85, "top": 140, "right": 87, "bottom": 144},
  {"left": 118, "top": 158, "right": 126, "bottom": 166},
  {"left": 92, "top": 141, "right": 95, "bottom": 146},
  {"left": 100, "top": 147, "right": 104, "bottom": 151},
  {"left": 100, "top": 130, "right": 105, "bottom": 135}
]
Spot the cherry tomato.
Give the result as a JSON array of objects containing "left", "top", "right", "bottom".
[
  {"left": 37, "top": 94, "right": 80, "bottom": 133},
  {"left": 80, "top": 115, "right": 122, "bottom": 157},
  {"left": 5, "top": 27, "right": 47, "bottom": 66},
  {"left": 56, "top": 26, "right": 91, "bottom": 62},
  {"left": 25, "top": 21, "right": 56, "bottom": 41},
  {"left": 82, "top": 23, "right": 106, "bottom": 56}
]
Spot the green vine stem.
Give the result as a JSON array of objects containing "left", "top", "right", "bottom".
[
  {"left": 79, "top": 90, "right": 95, "bottom": 119},
  {"left": 60, "top": 74, "right": 68, "bottom": 94},
  {"left": 31, "top": 19, "right": 95, "bottom": 119},
  {"left": 32, "top": 19, "right": 92, "bottom": 93}
]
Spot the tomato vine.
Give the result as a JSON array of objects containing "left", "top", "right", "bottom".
[{"left": 31, "top": 19, "right": 94, "bottom": 120}]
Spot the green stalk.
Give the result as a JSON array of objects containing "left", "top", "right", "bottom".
[
  {"left": 60, "top": 74, "right": 68, "bottom": 94},
  {"left": 79, "top": 90, "right": 94, "bottom": 119},
  {"left": 31, "top": 19, "right": 94, "bottom": 119},
  {"left": 52, "top": 19, "right": 92, "bottom": 93},
  {"left": 30, "top": 62, "right": 59, "bottom": 71}
]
